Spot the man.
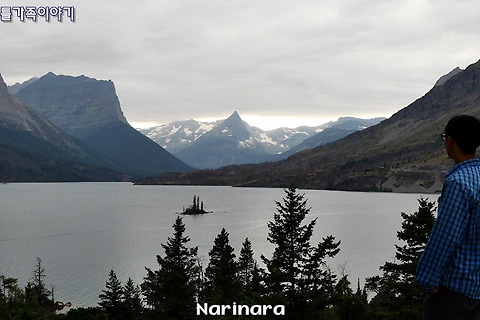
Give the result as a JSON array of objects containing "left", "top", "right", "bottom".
[{"left": 416, "top": 115, "right": 480, "bottom": 320}]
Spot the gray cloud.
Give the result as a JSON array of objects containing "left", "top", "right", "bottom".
[{"left": 2, "top": 0, "right": 480, "bottom": 129}]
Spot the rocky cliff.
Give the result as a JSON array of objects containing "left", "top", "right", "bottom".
[
  {"left": 15, "top": 72, "right": 128, "bottom": 137},
  {"left": 15, "top": 73, "right": 193, "bottom": 176}
]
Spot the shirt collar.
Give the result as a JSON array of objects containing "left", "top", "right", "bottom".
[{"left": 445, "top": 158, "right": 480, "bottom": 179}]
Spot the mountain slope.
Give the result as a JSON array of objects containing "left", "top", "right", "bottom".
[
  {"left": 279, "top": 117, "right": 385, "bottom": 158},
  {"left": 15, "top": 73, "right": 193, "bottom": 176},
  {"left": 0, "top": 74, "right": 121, "bottom": 182},
  {"left": 138, "top": 59, "right": 480, "bottom": 192}
]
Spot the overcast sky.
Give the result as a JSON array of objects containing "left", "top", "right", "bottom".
[{"left": 2, "top": 0, "right": 480, "bottom": 130}]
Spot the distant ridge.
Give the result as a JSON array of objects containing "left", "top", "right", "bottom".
[
  {"left": 138, "top": 59, "right": 480, "bottom": 193},
  {"left": 7, "top": 76, "right": 39, "bottom": 95},
  {"left": 280, "top": 117, "right": 386, "bottom": 158},
  {"left": 15, "top": 73, "right": 193, "bottom": 176}
]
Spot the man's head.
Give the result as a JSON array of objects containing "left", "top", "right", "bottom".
[{"left": 444, "top": 115, "right": 480, "bottom": 157}]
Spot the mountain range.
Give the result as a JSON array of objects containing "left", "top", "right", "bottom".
[
  {"left": 141, "top": 112, "right": 384, "bottom": 169},
  {"left": 137, "top": 60, "right": 480, "bottom": 193},
  {"left": 3, "top": 58, "right": 477, "bottom": 191},
  {"left": 2, "top": 71, "right": 379, "bottom": 182}
]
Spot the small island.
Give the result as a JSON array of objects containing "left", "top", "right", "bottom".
[{"left": 181, "top": 195, "right": 210, "bottom": 215}]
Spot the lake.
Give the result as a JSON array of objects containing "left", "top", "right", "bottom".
[{"left": 0, "top": 182, "right": 434, "bottom": 307}]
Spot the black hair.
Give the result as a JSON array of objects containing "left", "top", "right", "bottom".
[{"left": 445, "top": 115, "right": 480, "bottom": 154}]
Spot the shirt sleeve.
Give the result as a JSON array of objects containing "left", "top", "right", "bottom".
[{"left": 415, "top": 179, "right": 470, "bottom": 291}]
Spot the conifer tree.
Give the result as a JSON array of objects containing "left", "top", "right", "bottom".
[
  {"left": 142, "top": 216, "right": 200, "bottom": 319},
  {"left": 0, "top": 275, "right": 20, "bottom": 303},
  {"left": 366, "top": 197, "right": 436, "bottom": 319},
  {"left": 331, "top": 276, "right": 368, "bottom": 320},
  {"left": 24, "top": 257, "right": 54, "bottom": 318},
  {"left": 261, "top": 185, "right": 340, "bottom": 319},
  {"left": 123, "top": 278, "right": 142, "bottom": 319},
  {"left": 31, "top": 257, "right": 51, "bottom": 308},
  {"left": 204, "top": 228, "right": 241, "bottom": 304},
  {"left": 1, "top": 275, "right": 26, "bottom": 319},
  {"left": 237, "top": 238, "right": 265, "bottom": 305},
  {"left": 238, "top": 238, "right": 255, "bottom": 287},
  {"left": 99, "top": 269, "right": 125, "bottom": 319}
]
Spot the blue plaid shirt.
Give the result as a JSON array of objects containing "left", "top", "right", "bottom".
[{"left": 416, "top": 158, "right": 480, "bottom": 299}]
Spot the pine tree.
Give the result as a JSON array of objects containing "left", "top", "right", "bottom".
[
  {"left": 99, "top": 269, "right": 125, "bottom": 319},
  {"left": 366, "top": 197, "right": 436, "bottom": 319},
  {"left": 123, "top": 278, "right": 142, "bottom": 319},
  {"left": 24, "top": 257, "right": 54, "bottom": 318},
  {"left": 237, "top": 238, "right": 265, "bottom": 305},
  {"left": 31, "top": 257, "right": 51, "bottom": 307},
  {"left": 204, "top": 228, "right": 241, "bottom": 305},
  {"left": 0, "top": 275, "right": 25, "bottom": 319},
  {"left": 331, "top": 276, "right": 368, "bottom": 320},
  {"left": 0, "top": 275, "right": 20, "bottom": 303},
  {"left": 142, "top": 216, "right": 200, "bottom": 319},
  {"left": 261, "top": 185, "right": 340, "bottom": 319},
  {"left": 238, "top": 238, "right": 255, "bottom": 287}
]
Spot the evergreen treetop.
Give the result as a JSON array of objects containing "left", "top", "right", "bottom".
[
  {"left": 99, "top": 269, "right": 124, "bottom": 316},
  {"left": 366, "top": 197, "right": 436, "bottom": 319},
  {"left": 261, "top": 185, "right": 340, "bottom": 319},
  {"left": 142, "top": 216, "right": 200, "bottom": 319},
  {"left": 204, "top": 228, "right": 241, "bottom": 305}
]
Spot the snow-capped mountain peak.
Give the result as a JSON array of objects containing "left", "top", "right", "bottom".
[
  {"left": 140, "top": 119, "right": 217, "bottom": 153},
  {"left": 140, "top": 112, "right": 385, "bottom": 169}
]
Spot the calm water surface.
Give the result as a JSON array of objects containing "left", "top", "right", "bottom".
[{"left": 0, "top": 183, "right": 434, "bottom": 307}]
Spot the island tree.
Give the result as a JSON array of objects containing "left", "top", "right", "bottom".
[{"left": 182, "top": 195, "right": 207, "bottom": 215}]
